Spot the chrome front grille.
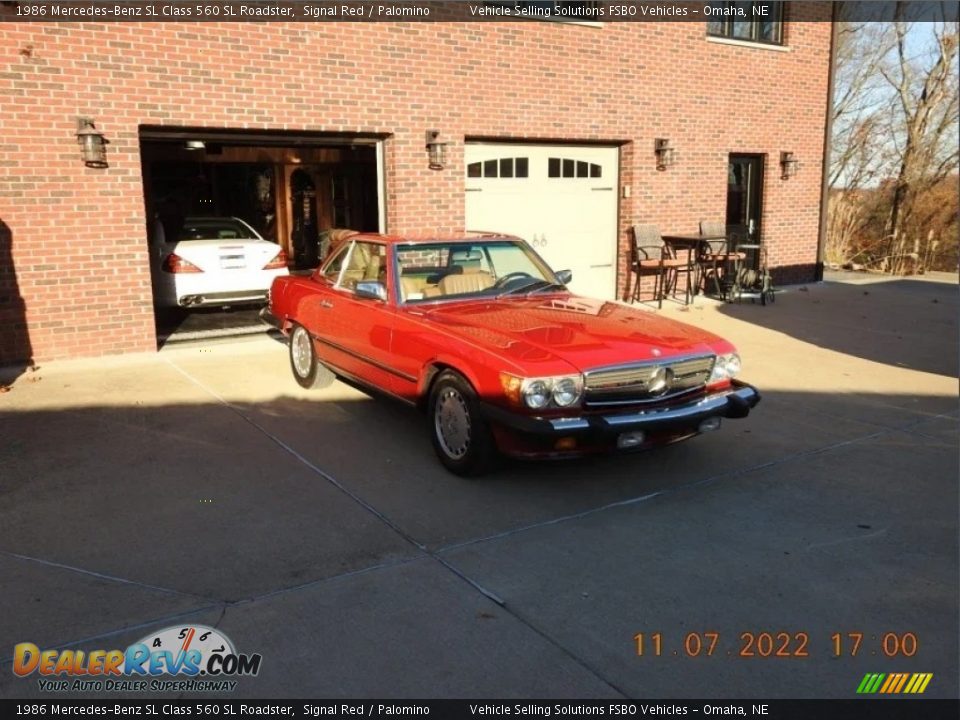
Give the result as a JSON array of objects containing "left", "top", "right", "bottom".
[{"left": 583, "top": 355, "right": 715, "bottom": 406}]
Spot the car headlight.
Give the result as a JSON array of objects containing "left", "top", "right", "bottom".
[
  {"left": 709, "top": 353, "right": 742, "bottom": 382},
  {"left": 552, "top": 377, "right": 581, "bottom": 407},
  {"left": 500, "top": 373, "right": 583, "bottom": 409},
  {"left": 524, "top": 380, "right": 551, "bottom": 409}
]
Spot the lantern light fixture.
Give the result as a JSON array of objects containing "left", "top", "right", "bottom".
[
  {"left": 654, "top": 138, "right": 676, "bottom": 171},
  {"left": 76, "top": 118, "right": 107, "bottom": 168},
  {"left": 425, "top": 130, "right": 449, "bottom": 171},
  {"left": 780, "top": 151, "right": 799, "bottom": 179}
]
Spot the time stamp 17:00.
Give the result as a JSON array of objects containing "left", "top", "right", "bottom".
[{"left": 634, "top": 632, "right": 920, "bottom": 658}]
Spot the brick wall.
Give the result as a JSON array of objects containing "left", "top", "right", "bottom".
[{"left": 0, "top": 7, "right": 832, "bottom": 364}]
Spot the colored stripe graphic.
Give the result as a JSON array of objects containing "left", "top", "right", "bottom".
[
  {"left": 857, "top": 673, "right": 933, "bottom": 694},
  {"left": 892, "top": 673, "right": 909, "bottom": 693}
]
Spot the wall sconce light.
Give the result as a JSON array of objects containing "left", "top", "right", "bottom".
[
  {"left": 654, "top": 138, "right": 675, "bottom": 171},
  {"left": 184, "top": 140, "right": 206, "bottom": 151},
  {"left": 76, "top": 118, "right": 107, "bottom": 168},
  {"left": 780, "top": 151, "right": 799, "bottom": 179},
  {"left": 425, "top": 130, "right": 449, "bottom": 171}
]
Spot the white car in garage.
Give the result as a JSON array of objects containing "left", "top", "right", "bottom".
[{"left": 150, "top": 216, "right": 289, "bottom": 308}]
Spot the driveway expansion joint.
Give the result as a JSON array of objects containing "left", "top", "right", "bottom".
[
  {"left": 1, "top": 549, "right": 217, "bottom": 603},
  {"left": 163, "top": 357, "right": 626, "bottom": 697}
]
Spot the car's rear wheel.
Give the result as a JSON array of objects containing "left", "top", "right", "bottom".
[
  {"left": 289, "top": 324, "right": 336, "bottom": 389},
  {"left": 428, "top": 370, "right": 497, "bottom": 476}
]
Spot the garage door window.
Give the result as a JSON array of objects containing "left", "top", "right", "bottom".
[
  {"left": 548, "top": 157, "right": 602, "bottom": 178},
  {"left": 467, "top": 157, "right": 529, "bottom": 178}
]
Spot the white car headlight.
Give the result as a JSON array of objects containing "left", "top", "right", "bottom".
[
  {"left": 552, "top": 377, "right": 582, "bottom": 407},
  {"left": 500, "top": 373, "right": 584, "bottom": 409},
  {"left": 710, "top": 353, "right": 742, "bottom": 382},
  {"left": 524, "top": 380, "right": 551, "bottom": 409}
]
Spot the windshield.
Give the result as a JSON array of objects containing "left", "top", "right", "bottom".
[
  {"left": 397, "top": 240, "right": 560, "bottom": 303},
  {"left": 177, "top": 218, "right": 259, "bottom": 241}
]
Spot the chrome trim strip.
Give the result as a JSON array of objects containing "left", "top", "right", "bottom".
[
  {"left": 582, "top": 353, "right": 715, "bottom": 378},
  {"left": 311, "top": 334, "right": 418, "bottom": 384},
  {"left": 584, "top": 386, "right": 703, "bottom": 407},
  {"left": 602, "top": 387, "right": 754, "bottom": 427}
]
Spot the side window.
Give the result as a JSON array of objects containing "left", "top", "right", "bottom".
[
  {"left": 338, "top": 242, "right": 386, "bottom": 291},
  {"left": 320, "top": 243, "right": 350, "bottom": 283}
]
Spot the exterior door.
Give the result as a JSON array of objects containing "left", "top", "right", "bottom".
[
  {"left": 465, "top": 143, "right": 619, "bottom": 300},
  {"left": 726, "top": 154, "right": 764, "bottom": 243}
]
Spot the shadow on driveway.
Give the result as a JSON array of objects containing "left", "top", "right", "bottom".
[{"left": 716, "top": 276, "right": 958, "bottom": 376}]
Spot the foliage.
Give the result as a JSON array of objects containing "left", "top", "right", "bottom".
[{"left": 827, "top": 6, "right": 959, "bottom": 274}]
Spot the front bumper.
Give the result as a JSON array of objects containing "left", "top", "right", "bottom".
[{"left": 481, "top": 380, "right": 760, "bottom": 441}]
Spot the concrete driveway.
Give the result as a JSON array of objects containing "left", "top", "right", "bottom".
[{"left": 1, "top": 273, "right": 957, "bottom": 699}]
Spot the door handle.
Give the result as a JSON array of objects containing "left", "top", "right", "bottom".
[{"left": 320, "top": 299, "right": 334, "bottom": 309}]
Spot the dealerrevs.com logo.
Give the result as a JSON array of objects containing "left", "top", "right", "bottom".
[{"left": 13, "top": 625, "right": 262, "bottom": 693}]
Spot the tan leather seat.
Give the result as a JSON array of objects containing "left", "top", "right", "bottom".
[
  {"left": 362, "top": 254, "right": 382, "bottom": 280},
  {"left": 400, "top": 276, "right": 423, "bottom": 298},
  {"left": 341, "top": 243, "right": 383, "bottom": 289},
  {"left": 439, "top": 270, "right": 495, "bottom": 296}
]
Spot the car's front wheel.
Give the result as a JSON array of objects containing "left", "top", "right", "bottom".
[
  {"left": 428, "top": 370, "right": 497, "bottom": 476},
  {"left": 289, "top": 323, "right": 336, "bottom": 389}
]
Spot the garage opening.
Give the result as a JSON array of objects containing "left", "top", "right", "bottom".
[{"left": 139, "top": 128, "right": 385, "bottom": 347}]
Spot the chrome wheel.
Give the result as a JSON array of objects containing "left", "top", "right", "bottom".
[
  {"left": 434, "top": 387, "right": 471, "bottom": 459},
  {"left": 291, "top": 326, "right": 312, "bottom": 378}
]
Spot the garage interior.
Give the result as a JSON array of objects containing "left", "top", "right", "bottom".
[{"left": 139, "top": 129, "right": 382, "bottom": 346}]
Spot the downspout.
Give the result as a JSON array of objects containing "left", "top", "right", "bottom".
[{"left": 816, "top": 1, "right": 839, "bottom": 282}]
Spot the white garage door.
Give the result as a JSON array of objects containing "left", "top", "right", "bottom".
[{"left": 465, "top": 143, "right": 619, "bottom": 299}]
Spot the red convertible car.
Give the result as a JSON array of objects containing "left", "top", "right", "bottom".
[{"left": 263, "top": 233, "right": 759, "bottom": 475}]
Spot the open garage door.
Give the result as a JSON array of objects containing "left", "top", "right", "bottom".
[
  {"left": 465, "top": 143, "right": 619, "bottom": 300},
  {"left": 139, "top": 128, "right": 385, "bottom": 346}
]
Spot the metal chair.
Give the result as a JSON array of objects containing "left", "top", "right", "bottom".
[{"left": 630, "top": 225, "right": 688, "bottom": 308}]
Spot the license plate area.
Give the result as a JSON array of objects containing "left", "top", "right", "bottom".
[{"left": 219, "top": 253, "right": 246, "bottom": 270}]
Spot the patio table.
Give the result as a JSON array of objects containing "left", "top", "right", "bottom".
[{"left": 661, "top": 233, "right": 727, "bottom": 303}]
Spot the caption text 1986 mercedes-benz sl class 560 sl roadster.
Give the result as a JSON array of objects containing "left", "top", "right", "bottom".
[{"left": 263, "top": 232, "right": 760, "bottom": 476}]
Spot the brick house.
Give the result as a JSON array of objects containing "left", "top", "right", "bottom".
[{"left": 0, "top": 2, "right": 834, "bottom": 365}]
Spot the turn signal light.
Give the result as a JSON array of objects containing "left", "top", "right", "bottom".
[
  {"left": 263, "top": 249, "right": 288, "bottom": 270},
  {"left": 162, "top": 253, "right": 202, "bottom": 273}
]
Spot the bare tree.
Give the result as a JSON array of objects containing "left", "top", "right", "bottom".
[
  {"left": 879, "top": 4, "right": 959, "bottom": 272},
  {"left": 826, "top": 14, "right": 896, "bottom": 267},
  {"left": 830, "top": 19, "right": 896, "bottom": 191},
  {"left": 827, "top": 3, "right": 959, "bottom": 272}
]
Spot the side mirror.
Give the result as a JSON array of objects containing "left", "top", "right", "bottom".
[
  {"left": 355, "top": 281, "right": 387, "bottom": 302},
  {"left": 555, "top": 269, "right": 573, "bottom": 285}
]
